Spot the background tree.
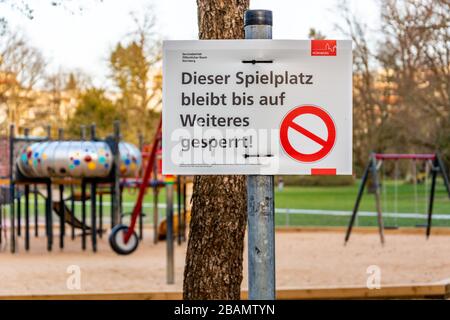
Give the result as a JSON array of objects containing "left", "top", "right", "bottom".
[
  {"left": 66, "top": 88, "right": 123, "bottom": 138},
  {"left": 336, "top": 1, "right": 392, "bottom": 173},
  {"left": 378, "top": 0, "right": 450, "bottom": 162},
  {"left": 0, "top": 0, "right": 103, "bottom": 34},
  {"left": 109, "top": 7, "right": 161, "bottom": 143},
  {"left": 183, "top": 0, "right": 249, "bottom": 300},
  {"left": 0, "top": 29, "right": 46, "bottom": 135},
  {"left": 335, "top": 0, "right": 450, "bottom": 176},
  {"left": 41, "top": 69, "right": 91, "bottom": 135},
  {"left": 0, "top": 1, "right": 98, "bottom": 136}
]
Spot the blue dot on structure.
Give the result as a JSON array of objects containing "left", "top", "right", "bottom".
[
  {"left": 34, "top": 152, "right": 39, "bottom": 158},
  {"left": 125, "top": 159, "right": 131, "bottom": 166},
  {"left": 105, "top": 163, "right": 109, "bottom": 169},
  {"left": 74, "top": 159, "right": 81, "bottom": 166}
]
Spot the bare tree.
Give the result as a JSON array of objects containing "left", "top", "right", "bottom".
[
  {"left": 0, "top": 29, "right": 46, "bottom": 134},
  {"left": 378, "top": 0, "right": 450, "bottom": 157},
  {"left": 336, "top": 1, "right": 396, "bottom": 173},
  {"left": 109, "top": 6, "right": 161, "bottom": 143},
  {"left": 336, "top": 0, "right": 449, "bottom": 173},
  {"left": 0, "top": 0, "right": 104, "bottom": 37},
  {"left": 44, "top": 69, "right": 89, "bottom": 130}
]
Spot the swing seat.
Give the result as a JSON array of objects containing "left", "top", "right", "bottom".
[{"left": 120, "top": 212, "right": 147, "bottom": 217}]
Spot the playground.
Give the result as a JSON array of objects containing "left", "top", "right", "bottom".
[
  {"left": 2, "top": 228, "right": 450, "bottom": 298},
  {"left": 0, "top": 1, "right": 449, "bottom": 304},
  {"left": 1, "top": 122, "right": 450, "bottom": 299},
  {"left": 1, "top": 118, "right": 450, "bottom": 300}
]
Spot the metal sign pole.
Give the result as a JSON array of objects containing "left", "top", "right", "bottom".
[
  {"left": 245, "top": 9, "right": 276, "bottom": 300},
  {"left": 166, "top": 182, "right": 175, "bottom": 284},
  {"left": 112, "top": 121, "right": 121, "bottom": 227},
  {"left": 9, "top": 125, "right": 16, "bottom": 253}
]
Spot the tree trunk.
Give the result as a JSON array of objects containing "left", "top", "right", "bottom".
[{"left": 183, "top": 0, "right": 249, "bottom": 300}]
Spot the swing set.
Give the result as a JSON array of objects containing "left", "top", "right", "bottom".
[{"left": 345, "top": 153, "right": 450, "bottom": 244}]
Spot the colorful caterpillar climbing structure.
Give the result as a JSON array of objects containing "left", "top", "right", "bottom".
[{"left": 17, "top": 142, "right": 141, "bottom": 178}]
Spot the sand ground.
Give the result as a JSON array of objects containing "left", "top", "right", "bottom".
[{"left": 1, "top": 228, "right": 450, "bottom": 295}]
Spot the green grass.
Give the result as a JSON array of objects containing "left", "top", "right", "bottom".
[
  {"left": 274, "top": 179, "right": 450, "bottom": 227},
  {"left": 5, "top": 179, "right": 450, "bottom": 228}
]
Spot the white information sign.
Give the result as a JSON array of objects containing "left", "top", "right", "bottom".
[{"left": 163, "top": 40, "right": 352, "bottom": 175}]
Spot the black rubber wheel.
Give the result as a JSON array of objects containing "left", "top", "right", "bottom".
[{"left": 109, "top": 224, "right": 139, "bottom": 255}]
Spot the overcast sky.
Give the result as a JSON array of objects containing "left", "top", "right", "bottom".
[{"left": 1, "top": 0, "right": 380, "bottom": 87}]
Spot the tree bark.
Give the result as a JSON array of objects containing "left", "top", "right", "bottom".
[{"left": 183, "top": 0, "right": 249, "bottom": 300}]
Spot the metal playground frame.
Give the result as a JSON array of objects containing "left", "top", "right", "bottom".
[{"left": 345, "top": 153, "right": 450, "bottom": 244}]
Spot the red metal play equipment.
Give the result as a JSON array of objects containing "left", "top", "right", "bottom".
[{"left": 109, "top": 118, "right": 162, "bottom": 254}]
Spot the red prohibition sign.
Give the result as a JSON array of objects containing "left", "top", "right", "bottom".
[{"left": 280, "top": 105, "right": 336, "bottom": 162}]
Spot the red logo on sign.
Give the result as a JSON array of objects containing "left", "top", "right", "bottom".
[
  {"left": 311, "top": 40, "right": 337, "bottom": 56},
  {"left": 280, "top": 106, "right": 336, "bottom": 162}
]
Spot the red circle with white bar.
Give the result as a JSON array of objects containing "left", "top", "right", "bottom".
[{"left": 280, "top": 106, "right": 336, "bottom": 162}]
